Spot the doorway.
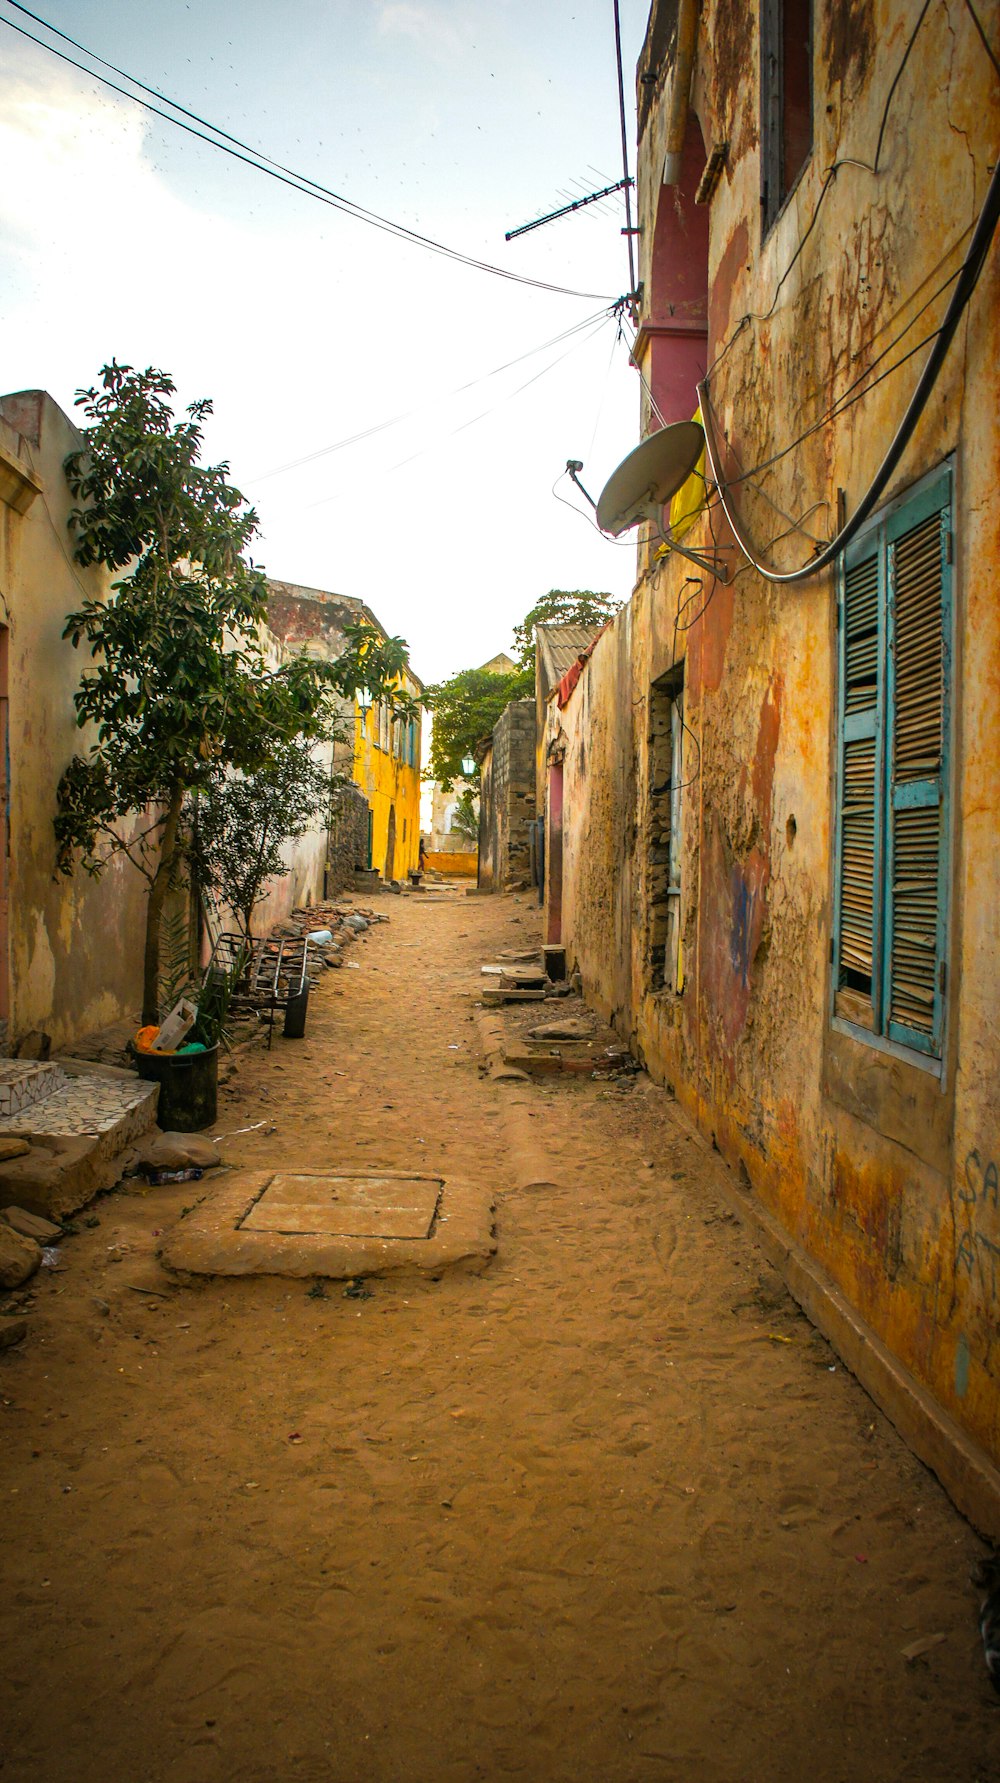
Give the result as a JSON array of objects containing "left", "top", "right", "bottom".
[
  {"left": 546, "top": 761, "right": 564, "bottom": 945},
  {"left": 0, "top": 627, "right": 8, "bottom": 1053},
  {"left": 385, "top": 803, "right": 397, "bottom": 883}
]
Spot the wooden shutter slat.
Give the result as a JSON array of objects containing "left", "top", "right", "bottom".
[
  {"left": 838, "top": 550, "right": 881, "bottom": 1005},
  {"left": 888, "top": 507, "right": 944, "bottom": 1044},
  {"left": 838, "top": 703, "right": 877, "bottom": 989}
]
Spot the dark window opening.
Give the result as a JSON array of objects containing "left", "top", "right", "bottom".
[
  {"left": 761, "top": 0, "right": 813, "bottom": 235},
  {"left": 647, "top": 667, "right": 685, "bottom": 994}
]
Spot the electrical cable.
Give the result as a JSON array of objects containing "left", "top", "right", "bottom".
[
  {"left": 612, "top": 0, "right": 637, "bottom": 296},
  {"left": 705, "top": 256, "right": 968, "bottom": 499},
  {"left": 703, "top": 0, "right": 999, "bottom": 385},
  {"left": 550, "top": 473, "right": 644, "bottom": 543},
  {"left": 585, "top": 318, "right": 625, "bottom": 460},
  {"left": 253, "top": 305, "right": 615, "bottom": 481},
  {"left": 1, "top": 3, "right": 614, "bottom": 302},
  {"left": 706, "top": 316, "right": 942, "bottom": 499},
  {"left": 872, "top": 0, "right": 934, "bottom": 174},
  {"left": 962, "top": 0, "right": 1000, "bottom": 79},
  {"left": 304, "top": 311, "right": 615, "bottom": 509},
  {"left": 698, "top": 150, "right": 1000, "bottom": 582}
]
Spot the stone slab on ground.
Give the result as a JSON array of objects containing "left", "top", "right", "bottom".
[
  {"left": 2, "top": 1205, "right": 62, "bottom": 1242},
  {"left": 481, "top": 987, "right": 549, "bottom": 1005},
  {"left": 500, "top": 1049, "right": 597, "bottom": 1078},
  {"left": 133, "top": 1131, "right": 222, "bottom": 1172},
  {"left": 0, "top": 1221, "right": 40, "bottom": 1288},
  {"left": 160, "top": 1167, "right": 496, "bottom": 1279},
  {"left": 0, "top": 1130, "right": 154, "bottom": 1223}
]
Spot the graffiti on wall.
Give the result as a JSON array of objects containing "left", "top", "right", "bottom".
[{"left": 957, "top": 1149, "right": 1000, "bottom": 1303}]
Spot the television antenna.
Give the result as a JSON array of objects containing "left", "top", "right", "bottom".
[
  {"left": 567, "top": 422, "right": 731, "bottom": 582},
  {"left": 505, "top": 176, "right": 633, "bottom": 241}
]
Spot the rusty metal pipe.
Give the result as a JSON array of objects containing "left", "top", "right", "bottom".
[{"left": 662, "top": 0, "right": 699, "bottom": 185}]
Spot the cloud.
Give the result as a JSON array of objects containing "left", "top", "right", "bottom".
[{"left": 376, "top": 4, "right": 468, "bottom": 58}]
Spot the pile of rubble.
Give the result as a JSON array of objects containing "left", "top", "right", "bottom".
[{"left": 272, "top": 901, "right": 390, "bottom": 986}]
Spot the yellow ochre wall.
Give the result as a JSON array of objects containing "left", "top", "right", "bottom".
[
  {"left": 0, "top": 390, "right": 150, "bottom": 1050},
  {"left": 353, "top": 678, "right": 422, "bottom": 881}
]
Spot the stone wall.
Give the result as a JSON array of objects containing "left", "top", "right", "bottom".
[
  {"left": 326, "top": 781, "right": 371, "bottom": 893},
  {"left": 478, "top": 700, "right": 536, "bottom": 891}
]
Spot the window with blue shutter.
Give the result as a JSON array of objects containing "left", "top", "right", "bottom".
[{"left": 832, "top": 463, "right": 952, "bottom": 1063}]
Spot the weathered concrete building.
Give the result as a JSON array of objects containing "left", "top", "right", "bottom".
[
  {"left": 535, "top": 623, "right": 608, "bottom": 934},
  {"left": 477, "top": 699, "right": 537, "bottom": 892},
  {"left": 266, "top": 581, "right": 423, "bottom": 884},
  {"left": 0, "top": 391, "right": 150, "bottom": 1051},
  {"left": 550, "top": 0, "right": 1000, "bottom": 1528}
]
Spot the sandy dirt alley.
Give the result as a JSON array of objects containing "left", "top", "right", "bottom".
[{"left": 1, "top": 891, "right": 998, "bottom": 1783}]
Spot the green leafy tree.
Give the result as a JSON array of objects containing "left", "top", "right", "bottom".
[
  {"left": 511, "top": 588, "right": 620, "bottom": 668},
  {"left": 191, "top": 743, "right": 334, "bottom": 939},
  {"left": 424, "top": 665, "right": 532, "bottom": 790},
  {"left": 56, "top": 362, "right": 409, "bottom": 1022}
]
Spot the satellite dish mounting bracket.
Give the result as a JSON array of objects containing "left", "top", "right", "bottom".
[{"left": 651, "top": 519, "right": 732, "bottom": 583}]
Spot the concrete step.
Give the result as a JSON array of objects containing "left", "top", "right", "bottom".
[
  {"left": 0, "top": 1061, "right": 160, "bottom": 1220},
  {"left": 2, "top": 1063, "right": 157, "bottom": 1153}
]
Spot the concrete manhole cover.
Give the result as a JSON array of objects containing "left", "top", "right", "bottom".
[
  {"left": 239, "top": 1173, "right": 442, "bottom": 1239},
  {"left": 159, "top": 1167, "right": 495, "bottom": 1280}
]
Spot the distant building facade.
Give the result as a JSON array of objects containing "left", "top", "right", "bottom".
[{"left": 266, "top": 580, "right": 423, "bottom": 885}]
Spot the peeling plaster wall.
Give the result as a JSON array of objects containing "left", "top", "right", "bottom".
[
  {"left": 558, "top": 0, "right": 1000, "bottom": 1470},
  {"left": 0, "top": 392, "right": 149, "bottom": 1049}
]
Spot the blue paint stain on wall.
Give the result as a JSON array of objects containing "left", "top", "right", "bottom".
[
  {"left": 954, "top": 1334, "right": 970, "bottom": 1399},
  {"left": 730, "top": 872, "right": 756, "bottom": 988}
]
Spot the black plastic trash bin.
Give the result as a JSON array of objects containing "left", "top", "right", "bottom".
[{"left": 135, "top": 1044, "right": 219, "bottom": 1131}]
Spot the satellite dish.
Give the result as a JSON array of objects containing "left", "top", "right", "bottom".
[{"left": 596, "top": 420, "right": 705, "bottom": 537}]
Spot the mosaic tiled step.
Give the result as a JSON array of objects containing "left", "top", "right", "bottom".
[
  {"left": 0, "top": 1060, "right": 159, "bottom": 1161},
  {"left": 0, "top": 1061, "right": 64, "bottom": 1119}
]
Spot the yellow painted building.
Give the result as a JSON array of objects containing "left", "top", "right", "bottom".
[
  {"left": 266, "top": 580, "right": 423, "bottom": 885},
  {"left": 353, "top": 669, "right": 423, "bottom": 880}
]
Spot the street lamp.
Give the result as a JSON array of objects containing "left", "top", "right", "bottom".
[{"left": 461, "top": 755, "right": 476, "bottom": 777}]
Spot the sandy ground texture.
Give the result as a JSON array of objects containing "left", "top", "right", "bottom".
[{"left": 1, "top": 890, "right": 998, "bottom": 1783}]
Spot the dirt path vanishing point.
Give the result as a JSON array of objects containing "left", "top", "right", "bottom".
[{"left": 1, "top": 891, "right": 997, "bottom": 1783}]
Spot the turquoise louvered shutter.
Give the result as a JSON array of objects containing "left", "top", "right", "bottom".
[
  {"left": 834, "top": 538, "right": 884, "bottom": 1031},
  {"left": 883, "top": 474, "right": 951, "bottom": 1057}
]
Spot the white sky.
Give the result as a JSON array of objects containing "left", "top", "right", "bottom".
[{"left": 0, "top": 0, "right": 651, "bottom": 685}]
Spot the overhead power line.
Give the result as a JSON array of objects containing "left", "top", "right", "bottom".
[
  {"left": 1, "top": 1, "right": 614, "bottom": 302},
  {"left": 305, "top": 309, "right": 617, "bottom": 509},
  {"left": 254, "top": 306, "right": 615, "bottom": 481}
]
